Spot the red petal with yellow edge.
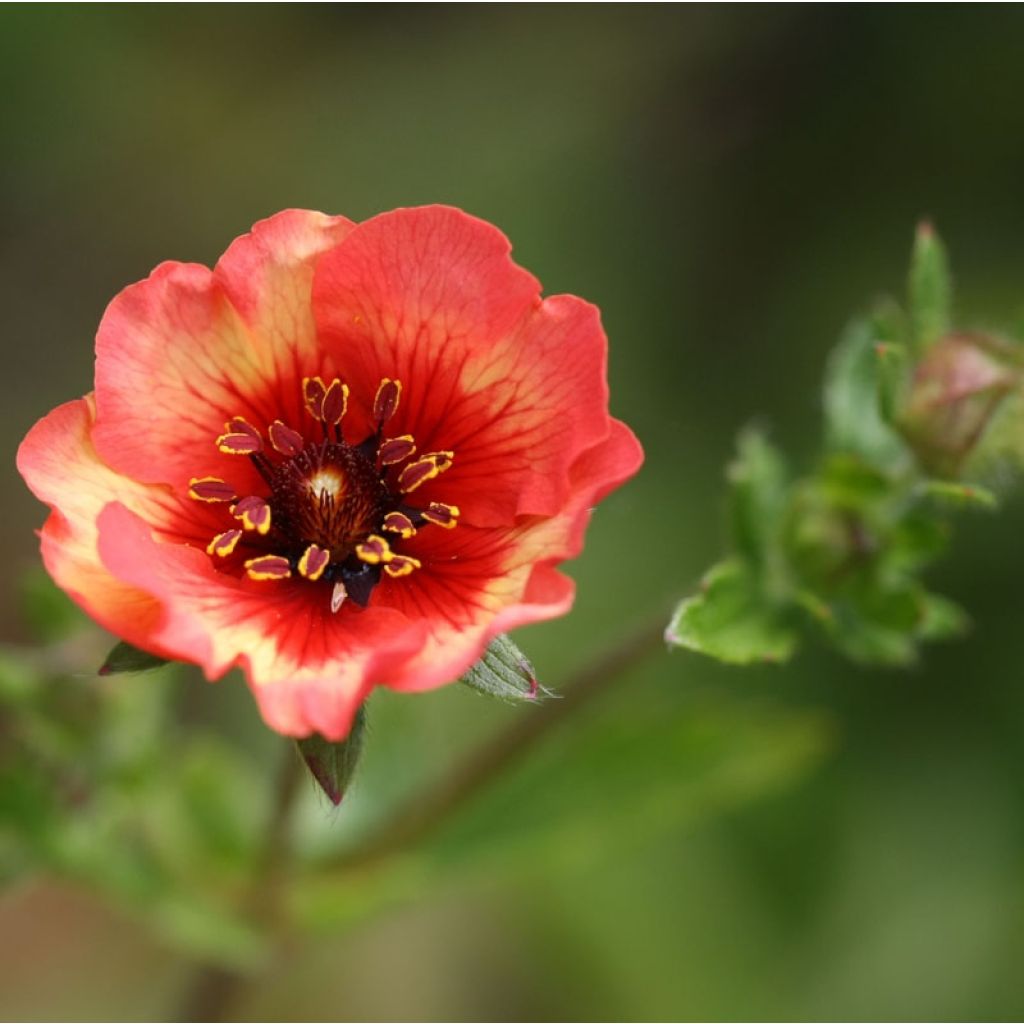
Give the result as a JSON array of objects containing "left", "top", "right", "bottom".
[
  {"left": 94, "top": 502, "right": 424, "bottom": 739},
  {"left": 92, "top": 210, "right": 354, "bottom": 491},
  {"left": 16, "top": 398, "right": 187, "bottom": 658}
]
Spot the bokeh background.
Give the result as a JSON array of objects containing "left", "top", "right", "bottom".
[{"left": 5, "top": 5, "right": 1024, "bottom": 1020}]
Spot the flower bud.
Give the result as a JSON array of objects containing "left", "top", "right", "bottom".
[{"left": 898, "top": 332, "right": 1019, "bottom": 477}]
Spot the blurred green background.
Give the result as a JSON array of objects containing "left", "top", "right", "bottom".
[{"left": 5, "top": 5, "right": 1024, "bottom": 1020}]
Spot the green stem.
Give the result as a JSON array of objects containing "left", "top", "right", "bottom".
[
  {"left": 175, "top": 742, "right": 304, "bottom": 1022},
  {"left": 324, "top": 615, "right": 667, "bottom": 874}
]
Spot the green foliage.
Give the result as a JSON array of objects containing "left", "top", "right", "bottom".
[
  {"left": 667, "top": 561, "right": 797, "bottom": 665},
  {"left": 459, "top": 633, "right": 543, "bottom": 702},
  {"left": 297, "top": 705, "right": 368, "bottom": 805},
  {"left": 99, "top": 640, "right": 170, "bottom": 675},
  {"left": 0, "top": 643, "right": 269, "bottom": 966},
  {"left": 669, "top": 226, "right": 1015, "bottom": 669},
  {"left": 908, "top": 221, "right": 952, "bottom": 352}
]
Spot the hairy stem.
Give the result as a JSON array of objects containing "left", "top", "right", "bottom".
[
  {"left": 325, "top": 616, "right": 667, "bottom": 874},
  {"left": 176, "top": 742, "right": 304, "bottom": 1022}
]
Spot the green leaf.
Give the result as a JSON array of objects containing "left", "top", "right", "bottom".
[
  {"left": 823, "top": 317, "right": 906, "bottom": 468},
  {"left": 908, "top": 220, "right": 951, "bottom": 351},
  {"left": 459, "top": 633, "right": 542, "bottom": 702},
  {"left": 726, "top": 429, "right": 788, "bottom": 576},
  {"left": 874, "top": 340, "right": 910, "bottom": 424},
  {"left": 98, "top": 641, "right": 169, "bottom": 676},
  {"left": 297, "top": 704, "right": 367, "bottom": 806},
  {"left": 916, "top": 479, "right": 999, "bottom": 511},
  {"left": 667, "top": 561, "right": 797, "bottom": 665},
  {"left": 916, "top": 591, "right": 970, "bottom": 642}
]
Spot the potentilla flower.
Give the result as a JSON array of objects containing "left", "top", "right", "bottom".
[{"left": 17, "top": 207, "right": 643, "bottom": 739}]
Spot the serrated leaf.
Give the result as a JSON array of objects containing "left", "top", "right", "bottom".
[
  {"left": 297, "top": 704, "right": 367, "bottom": 806},
  {"left": 823, "top": 317, "right": 907, "bottom": 467},
  {"left": 916, "top": 479, "right": 999, "bottom": 511},
  {"left": 667, "top": 561, "right": 797, "bottom": 665},
  {"left": 908, "top": 220, "right": 951, "bottom": 351},
  {"left": 98, "top": 641, "right": 169, "bottom": 675},
  {"left": 726, "top": 429, "right": 788, "bottom": 576},
  {"left": 459, "top": 634, "right": 542, "bottom": 703}
]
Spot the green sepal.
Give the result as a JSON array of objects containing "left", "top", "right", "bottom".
[
  {"left": 908, "top": 220, "right": 951, "bottom": 352},
  {"left": 98, "top": 641, "right": 169, "bottom": 675},
  {"left": 297, "top": 704, "right": 367, "bottom": 806},
  {"left": 667, "top": 560, "right": 798, "bottom": 666},
  {"left": 459, "top": 634, "right": 543, "bottom": 703}
]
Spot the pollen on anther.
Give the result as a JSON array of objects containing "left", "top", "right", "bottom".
[
  {"left": 217, "top": 429, "right": 262, "bottom": 455},
  {"left": 298, "top": 543, "right": 330, "bottom": 581},
  {"left": 322, "top": 379, "right": 349, "bottom": 425},
  {"left": 384, "top": 554, "right": 422, "bottom": 578},
  {"left": 421, "top": 502, "right": 460, "bottom": 529},
  {"left": 374, "top": 378, "right": 401, "bottom": 426},
  {"left": 189, "top": 477, "right": 237, "bottom": 503},
  {"left": 378, "top": 434, "right": 416, "bottom": 466},
  {"left": 233, "top": 495, "right": 272, "bottom": 535},
  {"left": 303, "top": 376, "right": 327, "bottom": 420},
  {"left": 268, "top": 419, "right": 304, "bottom": 457},
  {"left": 382, "top": 511, "right": 416, "bottom": 538},
  {"left": 398, "top": 451, "right": 454, "bottom": 494},
  {"left": 206, "top": 529, "right": 243, "bottom": 557},
  {"left": 244, "top": 555, "right": 292, "bottom": 581},
  {"left": 355, "top": 534, "right": 393, "bottom": 565}
]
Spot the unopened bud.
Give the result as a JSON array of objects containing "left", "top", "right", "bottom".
[{"left": 899, "top": 332, "right": 1019, "bottom": 477}]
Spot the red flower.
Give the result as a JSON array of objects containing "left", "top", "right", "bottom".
[{"left": 17, "top": 207, "right": 643, "bottom": 739}]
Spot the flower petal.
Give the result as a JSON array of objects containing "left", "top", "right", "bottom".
[
  {"left": 378, "top": 417, "right": 643, "bottom": 692},
  {"left": 94, "top": 502, "right": 425, "bottom": 739},
  {"left": 92, "top": 209, "right": 354, "bottom": 491},
  {"left": 313, "top": 206, "right": 619, "bottom": 525},
  {"left": 16, "top": 397, "right": 173, "bottom": 652}
]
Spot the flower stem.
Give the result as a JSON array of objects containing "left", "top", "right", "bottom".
[
  {"left": 324, "top": 615, "right": 667, "bottom": 874},
  {"left": 176, "top": 741, "right": 304, "bottom": 1022}
]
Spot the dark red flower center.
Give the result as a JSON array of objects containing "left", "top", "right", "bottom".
[{"left": 188, "top": 376, "right": 458, "bottom": 611}]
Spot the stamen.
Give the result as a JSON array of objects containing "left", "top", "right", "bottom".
[
  {"left": 232, "top": 495, "right": 272, "bottom": 535},
  {"left": 420, "top": 502, "right": 460, "bottom": 529},
  {"left": 303, "top": 376, "right": 328, "bottom": 421},
  {"left": 382, "top": 511, "right": 417, "bottom": 538},
  {"left": 225, "top": 417, "right": 262, "bottom": 442},
  {"left": 206, "top": 529, "right": 243, "bottom": 557},
  {"left": 217, "top": 428, "right": 263, "bottom": 455},
  {"left": 397, "top": 451, "right": 455, "bottom": 494},
  {"left": 189, "top": 476, "right": 237, "bottom": 503},
  {"left": 355, "top": 534, "right": 393, "bottom": 565},
  {"left": 268, "top": 420, "right": 304, "bottom": 457},
  {"left": 374, "top": 378, "right": 401, "bottom": 427},
  {"left": 322, "top": 379, "right": 349, "bottom": 426},
  {"left": 330, "top": 580, "right": 348, "bottom": 613},
  {"left": 384, "top": 554, "right": 422, "bottom": 578},
  {"left": 378, "top": 434, "right": 416, "bottom": 466},
  {"left": 298, "top": 543, "right": 330, "bottom": 581},
  {"left": 244, "top": 555, "right": 292, "bottom": 581}
]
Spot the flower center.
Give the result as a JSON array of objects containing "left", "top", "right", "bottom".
[{"left": 188, "top": 376, "right": 459, "bottom": 611}]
